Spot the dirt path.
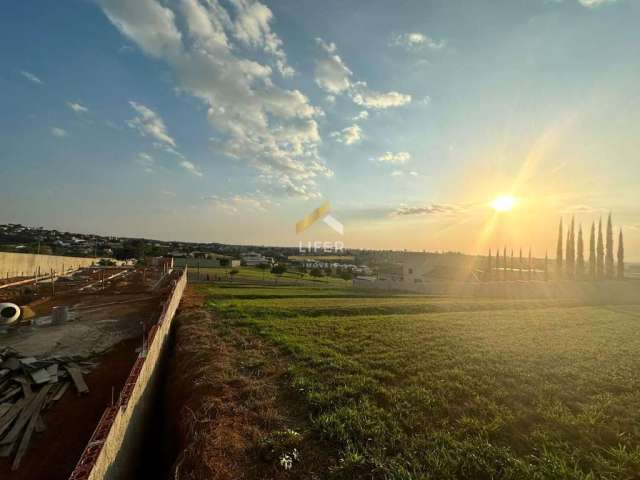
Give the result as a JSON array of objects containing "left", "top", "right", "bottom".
[{"left": 157, "top": 286, "right": 335, "bottom": 480}]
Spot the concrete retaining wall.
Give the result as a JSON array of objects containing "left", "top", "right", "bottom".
[
  {"left": 69, "top": 268, "right": 187, "bottom": 480},
  {"left": 0, "top": 252, "right": 96, "bottom": 279}
]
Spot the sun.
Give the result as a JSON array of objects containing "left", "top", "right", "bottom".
[{"left": 491, "top": 195, "right": 517, "bottom": 212}]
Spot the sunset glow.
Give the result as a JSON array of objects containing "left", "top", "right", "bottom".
[{"left": 491, "top": 195, "right": 517, "bottom": 212}]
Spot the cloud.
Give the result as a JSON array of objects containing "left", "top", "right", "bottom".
[
  {"left": 314, "top": 38, "right": 411, "bottom": 110},
  {"left": 391, "top": 32, "right": 446, "bottom": 51},
  {"left": 231, "top": 0, "right": 294, "bottom": 76},
  {"left": 409, "top": 171, "right": 419, "bottom": 176},
  {"left": 134, "top": 152, "right": 155, "bottom": 173},
  {"left": 127, "top": 101, "right": 176, "bottom": 147},
  {"left": 390, "top": 170, "right": 404, "bottom": 177},
  {"left": 376, "top": 151, "right": 410, "bottom": 164},
  {"left": 351, "top": 83, "right": 411, "bottom": 109},
  {"left": 203, "top": 192, "right": 272, "bottom": 212},
  {"left": 179, "top": 159, "right": 203, "bottom": 177},
  {"left": 353, "top": 110, "right": 369, "bottom": 121},
  {"left": 391, "top": 203, "right": 464, "bottom": 217},
  {"left": 20, "top": 70, "right": 43, "bottom": 85},
  {"left": 67, "top": 102, "right": 88, "bottom": 114},
  {"left": 331, "top": 124, "right": 362, "bottom": 145},
  {"left": 578, "top": 0, "right": 617, "bottom": 7},
  {"left": 99, "top": 0, "right": 329, "bottom": 198},
  {"left": 314, "top": 38, "right": 352, "bottom": 94},
  {"left": 50, "top": 127, "right": 68, "bottom": 137}
]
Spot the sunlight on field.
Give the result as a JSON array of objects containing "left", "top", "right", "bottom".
[{"left": 202, "top": 283, "right": 640, "bottom": 479}]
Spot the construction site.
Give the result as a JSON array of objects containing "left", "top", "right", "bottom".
[{"left": 0, "top": 254, "right": 184, "bottom": 480}]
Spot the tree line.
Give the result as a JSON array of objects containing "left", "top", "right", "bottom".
[{"left": 486, "top": 213, "right": 625, "bottom": 281}]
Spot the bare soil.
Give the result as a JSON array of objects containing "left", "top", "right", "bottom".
[
  {"left": 0, "top": 337, "right": 140, "bottom": 480},
  {"left": 158, "top": 286, "right": 335, "bottom": 480}
]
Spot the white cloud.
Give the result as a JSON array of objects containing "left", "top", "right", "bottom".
[
  {"left": 231, "top": 0, "right": 294, "bottom": 76},
  {"left": 314, "top": 38, "right": 411, "bottom": 110},
  {"left": 179, "top": 159, "right": 203, "bottom": 177},
  {"left": 331, "top": 124, "right": 362, "bottom": 145},
  {"left": 351, "top": 82, "right": 412, "bottom": 109},
  {"left": 391, "top": 170, "right": 404, "bottom": 177},
  {"left": 20, "top": 70, "right": 43, "bottom": 85},
  {"left": 99, "top": 0, "right": 329, "bottom": 198},
  {"left": 203, "top": 192, "right": 272, "bottom": 212},
  {"left": 67, "top": 102, "right": 89, "bottom": 114},
  {"left": 409, "top": 171, "right": 419, "bottom": 177},
  {"left": 578, "top": 0, "right": 617, "bottom": 6},
  {"left": 134, "top": 152, "right": 155, "bottom": 173},
  {"left": 391, "top": 203, "right": 464, "bottom": 217},
  {"left": 50, "top": 127, "right": 68, "bottom": 137},
  {"left": 377, "top": 151, "right": 410, "bottom": 164},
  {"left": 353, "top": 110, "right": 369, "bottom": 121},
  {"left": 127, "top": 101, "right": 176, "bottom": 147},
  {"left": 314, "top": 38, "right": 352, "bottom": 94},
  {"left": 391, "top": 32, "right": 446, "bottom": 51}
]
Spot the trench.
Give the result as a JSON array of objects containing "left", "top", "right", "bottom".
[{"left": 132, "top": 328, "right": 179, "bottom": 480}]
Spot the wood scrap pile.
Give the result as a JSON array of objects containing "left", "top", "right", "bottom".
[{"left": 0, "top": 347, "right": 94, "bottom": 470}]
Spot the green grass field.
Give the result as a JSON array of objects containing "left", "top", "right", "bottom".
[
  {"left": 192, "top": 265, "right": 348, "bottom": 285},
  {"left": 201, "top": 283, "right": 640, "bottom": 479}
]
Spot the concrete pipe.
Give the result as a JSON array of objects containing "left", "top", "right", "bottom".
[{"left": 0, "top": 302, "right": 21, "bottom": 326}]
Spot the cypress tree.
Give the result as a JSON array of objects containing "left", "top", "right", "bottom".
[
  {"left": 576, "top": 224, "right": 585, "bottom": 279},
  {"left": 566, "top": 217, "right": 575, "bottom": 279},
  {"left": 617, "top": 229, "right": 624, "bottom": 280},
  {"left": 503, "top": 246, "right": 507, "bottom": 281},
  {"left": 487, "top": 249, "right": 492, "bottom": 281},
  {"left": 510, "top": 249, "right": 514, "bottom": 281},
  {"left": 605, "top": 212, "right": 614, "bottom": 278},
  {"left": 519, "top": 248, "right": 523, "bottom": 280},
  {"left": 588, "top": 222, "right": 596, "bottom": 280},
  {"left": 528, "top": 247, "right": 532, "bottom": 281},
  {"left": 544, "top": 251, "right": 549, "bottom": 282},
  {"left": 597, "top": 218, "right": 604, "bottom": 279},
  {"left": 556, "top": 218, "right": 563, "bottom": 279},
  {"left": 496, "top": 249, "right": 500, "bottom": 281}
]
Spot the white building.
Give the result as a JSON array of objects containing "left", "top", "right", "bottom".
[{"left": 241, "top": 252, "right": 272, "bottom": 266}]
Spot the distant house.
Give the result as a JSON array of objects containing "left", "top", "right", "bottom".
[{"left": 241, "top": 252, "right": 272, "bottom": 266}]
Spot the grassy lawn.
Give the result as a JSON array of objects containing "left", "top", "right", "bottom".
[
  {"left": 192, "top": 265, "right": 348, "bottom": 285},
  {"left": 201, "top": 284, "right": 640, "bottom": 479}
]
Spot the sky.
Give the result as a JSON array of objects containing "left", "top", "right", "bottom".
[{"left": 1, "top": 0, "right": 639, "bottom": 259}]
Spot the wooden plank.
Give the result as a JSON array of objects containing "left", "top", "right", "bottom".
[
  {"left": 51, "top": 382, "right": 69, "bottom": 402},
  {"left": 34, "top": 415, "right": 46, "bottom": 433},
  {"left": 21, "top": 382, "right": 33, "bottom": 398},
  {"left": 11, "top": 385, "right": 51, "bottom": 470},
  {"left": 0, "top": 397, "right": 28, "bottom": 437},
  {"left": 0, "top": 390, "right": 43, "bottom": 445},
  {"left": 0, "top": 439, "right": 15, "bottom": 458},
  {"left": 0, "top": 403, "right": 11, "bottom": 420},
  {"left": 0, "top": 387, "right": 20, "bottom": 403},
  {"left": 65, "top": 364, "right": 89, "bottom": 394}
]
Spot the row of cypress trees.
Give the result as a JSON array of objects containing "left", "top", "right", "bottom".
[
  {"left": 485, "top": 247, "right": 540, "bottom": 281},
  {"left": 556, "top": 213, "right": 624, "bottom": 280},
  {"left": 485, "top": 213, "right": 625, "bottom": 281}
]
